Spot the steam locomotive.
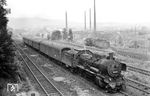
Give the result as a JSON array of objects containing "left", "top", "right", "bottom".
[{"left": 23, "top": 36, "right": 127, "bottom": 92}]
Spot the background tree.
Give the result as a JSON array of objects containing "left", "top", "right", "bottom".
[{"left": 0, "top": 0, "right": 19, "bottom": 94}]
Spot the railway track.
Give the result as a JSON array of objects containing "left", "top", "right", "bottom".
[
  {"left": 114, "top": 50, "right": 150, "bottom": 76},
  {"left": 120, "top": 91, "right": 131, "bottom": 96},
  {"left": 127, "top": 65, "right": 150, "bottom": 76},
  {"left": 115, "top": 55, "right": 150, "bottom": 95},
  {"left": 115, "top": 56, "right": 150, "bottom": 76},
  {"left": 126, "top": 78, "right": 150, "bottom": 94},
  {"left": 14, "top": 42, "right": 64, "bottom": 96},
  {"left": 119, "top": 78, "right": 150, "bottom": 96}
]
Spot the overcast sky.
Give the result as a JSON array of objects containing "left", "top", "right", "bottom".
[{"left": 7, "top": 0, "right": 150, "bottom": 24}]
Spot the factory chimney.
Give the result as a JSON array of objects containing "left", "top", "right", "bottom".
[
  {"left": 65, "top": 11, "right": 68, "bottom": 29},
  {"left": 84, "top": 11, "right": 86, "bottom": 31},
  {"left": 94, "top": 0, "right": 96, "bottom": 32},
  {"left": 89, "top": 8, "right": 91, "bottom": 31}
]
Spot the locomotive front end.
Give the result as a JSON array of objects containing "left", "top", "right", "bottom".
[
  {"left": 103, "top": 75, "right": 126, "bottom": 92},
  {"left": 95, "top": 53, "right": 126, "bottom": 92},
  {"left": 73, "top": 50, "right": 126, "bottom": 92}
]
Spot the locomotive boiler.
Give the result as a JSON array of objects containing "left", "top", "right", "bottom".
[{"left": 23, "top": 36, "right": 127, "bottom": 92}]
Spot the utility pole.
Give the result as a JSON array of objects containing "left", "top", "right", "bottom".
[
  {"left": 94, "top": 0, "right": 96, "bottom": 32},
  {"left": 65, "top": 11, "right": 68, "bottom": 29},
  {"left": 84, "top": 11, "right": 86, "bottom": 31},
  {"left": 89, "top": 8, "right": 91, "bottom": 31}
]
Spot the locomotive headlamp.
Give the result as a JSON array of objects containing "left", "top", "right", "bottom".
[
  {"left": 109, "top": 78, "right": 112, "bottom": 81},
  {"left": 109, "top": 82, "right": 116, "bottom": 88},
  {"left": 104, "top": 77, "right": 112, "bottom": 83},
  {"left": 104, "top": 78, "right": 109, "bottom": 83}
]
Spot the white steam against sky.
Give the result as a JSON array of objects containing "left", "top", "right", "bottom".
[{"left": 7, "top": 0, "right": 150, "bottom": 23}]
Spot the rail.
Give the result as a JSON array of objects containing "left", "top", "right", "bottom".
[
  {"left": 14, "top": 42, "right": 65, "bottom": 96},
  {"left": 127, "top": 65, "right": 150, "bottom": 76},
  {"left": 126, "top": 78, "right": 150, "bottom": 94},
  {"left": 120, "top": 91, "right": 131, "bottom": 96}
]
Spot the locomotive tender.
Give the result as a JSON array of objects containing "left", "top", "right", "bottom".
[{"left": 23, "top": 36, "right": 127, "bottom": 92}]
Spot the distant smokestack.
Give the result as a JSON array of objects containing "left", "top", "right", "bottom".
[
  {"left": 65, "top": 11, "right": 68, "bottom": 29},
  {"left": 89, "top": 8, "right": 91, "bottom": 31},
  {"left": 84, "top": 11, "right": 86, "bottom": 30},
  {"left": 94, "top": 0, "right": 96, "bottom": 32}
]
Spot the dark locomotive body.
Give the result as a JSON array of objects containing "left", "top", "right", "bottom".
[{"left": 23, "top": 36, "right": 127, "bottom": 92}]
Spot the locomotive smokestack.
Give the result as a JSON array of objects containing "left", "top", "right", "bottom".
[
  {"left": 94, "top": 0, "right": 96, "bottom": 32},
  {"left": 109, "top": 53, "right": 114, "bottom": 59},
  {"left": 65, "top": 11, "right": 68, "bottom": 29}
]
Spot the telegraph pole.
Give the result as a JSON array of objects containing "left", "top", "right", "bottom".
[
  {"left": 89, "top": 8, "right": 91, "bottom": 31},
  {"left": 94, "top": 0, "right": 96, "bottom": 32},
  {"left": 65, "top": 11, "right": 68, "bottom": 29},
  {"left": 84, "top": 11, "right": 86, "bottom": 30}
]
